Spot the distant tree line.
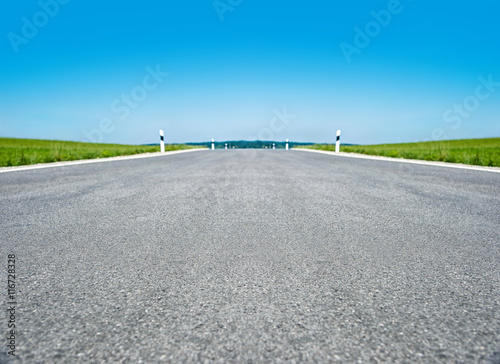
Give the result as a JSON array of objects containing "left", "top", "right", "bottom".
[{"left": 186, "top": 141, "right": 315, "bottom": 149}]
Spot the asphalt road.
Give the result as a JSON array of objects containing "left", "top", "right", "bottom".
[{"left": 1, "top": 150, "right": 499, "bottom": 363}]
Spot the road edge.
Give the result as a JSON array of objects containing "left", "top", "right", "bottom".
[
  {"left": 294, "top": 148, "right": 500, "bottom": 174},
  {"left": 0, "top": 148, "right": 207, "bottom": 174}
]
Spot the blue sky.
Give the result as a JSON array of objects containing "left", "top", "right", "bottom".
[{"left": 1, "top": 0, "right": 499, "bottom": 145}]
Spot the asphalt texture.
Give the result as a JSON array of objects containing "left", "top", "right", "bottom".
[{"left": 1, "top": 149, "right": 499, "bottom": 363}]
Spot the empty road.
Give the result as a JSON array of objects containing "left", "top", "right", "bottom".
[{"left": 1, "top": 150, "right": 499, "bottom": 363}]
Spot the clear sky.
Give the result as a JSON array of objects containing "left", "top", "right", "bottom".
[{"left": 1, "top": 0, "right": 499, "bottom": 145}]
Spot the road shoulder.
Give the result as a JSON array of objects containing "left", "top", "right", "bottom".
[
  {"left": 294, "top": 148, "right": 500, "bottom": 173},
  {"left": 0, "top": 148, "right": 206, "bottom": 174}
]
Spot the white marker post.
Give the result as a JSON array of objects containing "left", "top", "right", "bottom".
[
  {"left": 159, "top": 130, "right": 165, "bottom": 153},
  {"left": 212, "top": 139, "right": 215, "bottom": 150},
  {"left": 286, "top": 139, "right": 289, "bottom": 150},
  {"left": 335, "top": 130, "right": 341, "bottom": 153},
  {"left": 225, "top": 143, "right": 228, "bottom": 150},
  {"left": 273, "top": 143, "right": 276, "bottom": 150}
]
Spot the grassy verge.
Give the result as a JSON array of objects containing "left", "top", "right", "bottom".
[
  {"left": 302, "top": 138, "right": 500, "bottom": 167},
  {"left": 0, "top": 138, "right": 200, "bottom": 167}
]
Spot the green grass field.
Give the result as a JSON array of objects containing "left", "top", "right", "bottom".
[
  {"left": 0, "top": 138, "right": 199, "bottom": 167},
  {"left": 303, "top": 138, "right": 500, "bottom": 167}
]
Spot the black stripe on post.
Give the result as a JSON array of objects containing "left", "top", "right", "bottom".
[
  {"left": 336, "top": 136, "right": 340, "bottom": 142},
  {"left": 160, "top": 136, "right": 164, "bottom": 141}
]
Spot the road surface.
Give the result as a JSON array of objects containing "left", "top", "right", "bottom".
[{"left": 1, "top": 150, "right": 499, "bottom": 363}]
